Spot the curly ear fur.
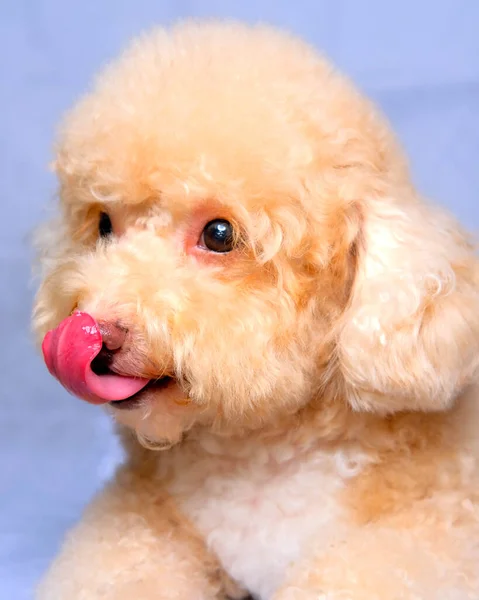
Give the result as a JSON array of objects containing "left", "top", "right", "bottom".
[{"left": 339, "top": 190, "right": 479, "bottom": 414}]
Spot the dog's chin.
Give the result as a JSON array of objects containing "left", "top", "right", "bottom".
[{"left": 107, "top": 377, "right": 198, "bottom": 449}]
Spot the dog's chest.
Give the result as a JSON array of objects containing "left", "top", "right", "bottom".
[{"left": 163, "top": 438, "right": 362, "bottom": 599}]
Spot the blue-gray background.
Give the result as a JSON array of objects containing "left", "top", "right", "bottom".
[{"left": 1, "top": 1, "right": 478, "bottom": 598}]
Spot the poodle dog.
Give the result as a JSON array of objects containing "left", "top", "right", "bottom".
[{"left": 33, "top": 20, "right": 479, "bottom": 600}]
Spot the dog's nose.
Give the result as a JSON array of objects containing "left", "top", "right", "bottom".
[
  {"left": 98, "top": 321, "right": 128, "bottom": 351},
  {"left": 90, "top": 321, "right": 128, "bottom": 375}
]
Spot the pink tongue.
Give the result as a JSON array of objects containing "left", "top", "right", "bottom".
[{"left": 42, "top": 312, "right": 150, "bottom": 404}]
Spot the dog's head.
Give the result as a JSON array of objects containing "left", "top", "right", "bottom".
[{"left": 33, "top": 22, "right": 479, "bottom": 447}]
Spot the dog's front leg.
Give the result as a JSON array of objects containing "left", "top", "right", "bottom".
[{"left": 37, "top": 466, "right": 228, "bottom": 600}]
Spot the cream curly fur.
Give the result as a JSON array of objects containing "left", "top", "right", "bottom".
[{"left": 33, "top": 20, "right": 479, "bottom": 600}]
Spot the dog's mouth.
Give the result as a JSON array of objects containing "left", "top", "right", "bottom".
[
  {"left": 109, "top": 375, "right": 175, "bottom": 410},
  {"left": 42, "top": 311, "right": 176, "bottom": 408}
]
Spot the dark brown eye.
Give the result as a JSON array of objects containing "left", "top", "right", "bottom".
[
  {"left": 99, "top": 212, "right": 113, "bottom": 238},
  {"left": 200, "top": 219, "right": 235, "bottom": 253}
]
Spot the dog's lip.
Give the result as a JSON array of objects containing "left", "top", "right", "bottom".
[{"left": 109, "top": 375, "right": 176, "bottom": 410}]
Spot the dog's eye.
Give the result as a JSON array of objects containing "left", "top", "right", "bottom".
[
  {"left": 200, "top": 219, "right": 235, "bottom": 253},
  {"left": 99, "top": 212, "right": 113, "bottom": 238}
]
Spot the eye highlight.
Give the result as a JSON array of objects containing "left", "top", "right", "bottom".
[
  {"left": 99, "top": 212, "right": 113, "bottom": 238},
  {"left": 199, "top": 219, "right": 235, "bottom": 253}
]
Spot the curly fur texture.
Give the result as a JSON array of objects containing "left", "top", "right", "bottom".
[{"left": 33, "top": 20, "right": 479, "bottom": 600}]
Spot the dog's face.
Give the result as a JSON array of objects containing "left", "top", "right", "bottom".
[{"left": 34, "top": 22, "right": 479, "bottom": 446}]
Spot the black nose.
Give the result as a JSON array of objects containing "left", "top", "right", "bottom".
[{"left": 90, "top": 321, "right": 128, "bottom": 375}]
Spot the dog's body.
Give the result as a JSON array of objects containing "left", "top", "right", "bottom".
[
  {"left": 34, "top": 21, "right": 479, "bottom": 599},
  {"left": 164, "top": 427, "right": 352, "bottom": 599}
]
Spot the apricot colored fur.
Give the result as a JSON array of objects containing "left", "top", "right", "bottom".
[{"left": 33, "top": 21, "right": 479, "bottom": 599}]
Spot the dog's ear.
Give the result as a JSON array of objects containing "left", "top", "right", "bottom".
[{"left": 338, "top": 190, "right": 479, "bottom": 413}]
